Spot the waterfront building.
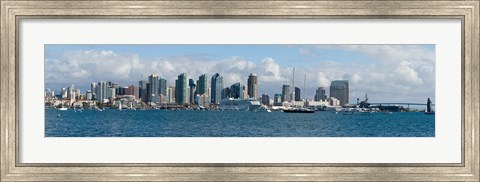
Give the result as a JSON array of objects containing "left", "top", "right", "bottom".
[
  {"left": 148, "top": 74, "right": 159, "bottom": 102},
  {"left": 247, "top": 73, "right": 258, "bottom": 99},
  {"left": 329, "top": 97, "right": 340, "bottom": 106},
  {"left": 241, "top": 85, "right": 248, "bottom": 99},
  {"left": 221, "top": 87, "right": 230, "bottom": 100},
  {"left": 117, "top": 87, "right": 127, "bottom": 96},
  {"left": 229, "top": 83, "right": 241, "bottom": 99},
  {"left": 90, "top": 82, "right": 97, "bottom": 100},
  {"left": 159, "top": 77, "right": 167, "bottom": 96},
  {"left": 97, "top": 81, "right": 108, "bottom": 102},
  {"left": 294, "top": 87, "right": 301, "bottom": 101},
  {"left": 189, "top": 79, "right": 196, "bottom": 104},
  {"left": 314, "top": 87, "right": 327, "bottom": 101},
  {"left": 45, "top": 88, "right": 55, "bottom": 98},
  {"left": 167, "top": 87, "right": 175, "bottom": 103},
  {"left": 86, "top": 91, "right": 93, "bottom": 100},
  {"left": 125, "top": 85, "right": 139, "bottom": 99},
  {"left": 138, "top": 80, "right": 147, "bottom": 102},
  {"left": 211, "top": 73, "right": 223, "bottom": 104},
  {"left": 274, "top": 93, "right": 282, "bottom": 106},
  {"left": 329, "top": 80, "right": 349, "bottom": 106},
  {"left": 175, "top": 73, "right": 188, "bottom": 104},
  {"left": 261, "top": 94, "right": 270, "bottom": 106},
  {"left": 195, "top": 94, "right": 209, "bottom": 108},
  {"left": 207, "top": 88, "right": 211, "bottom": 102},
  {"left": 61, "top": 88, "right": 67, "bottom": 98},
  {"left": 281, "top": 84, "right": 291, "bottom": 102},
  {"left": 107, "top": 87, "right": 116, "bottom": 100},
  {"left": 197, "top": 74, "right": 208, "bottom": 95},
  {"left": 75, "top": 89, "right": 81, "bottom": 99},
  {"left": 67, "top": 84, "right": 75, "bottom": 100}
]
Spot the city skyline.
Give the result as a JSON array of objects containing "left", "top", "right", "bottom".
[{"left": 45, "top": 44, "right": 436, "bottom": 103}]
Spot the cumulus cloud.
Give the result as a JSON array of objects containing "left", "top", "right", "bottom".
[{"left": 45, "top": 45, "right": 435, "bottom": 103}]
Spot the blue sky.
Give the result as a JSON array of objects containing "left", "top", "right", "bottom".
[{"left": 45, "top": 44, "right": 435, "bottom": 103}]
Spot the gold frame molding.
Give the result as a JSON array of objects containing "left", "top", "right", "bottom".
[{"left": 1, "top": 0, "right": 479, "bottom": 181}]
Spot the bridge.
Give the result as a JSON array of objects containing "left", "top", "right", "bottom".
[{"left": 369, "top": 103, "right": 435, "bottom": 108}]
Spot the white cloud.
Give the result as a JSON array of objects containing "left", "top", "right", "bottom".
[{"left": 45, "top": 45, "right": 435, "bottom": 103}]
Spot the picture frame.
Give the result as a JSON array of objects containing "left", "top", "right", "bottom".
[{"left": 1, "top": 0, "right": 479, "bottom": 181}]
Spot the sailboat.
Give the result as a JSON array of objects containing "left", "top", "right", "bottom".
[{"left": 283, "top": 67, "right": 315, "bottom": 113}]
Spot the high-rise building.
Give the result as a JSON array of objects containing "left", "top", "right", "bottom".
[
  {"left": 330, "top": 80, "right": 349, "bottom": 106},
  {"left": 67, "top": 84, "right": 75, "bottom": 100},
  {"left": 281, "top": 84, "right": 291, "bottom": 102},
  {"left": 221, "top": 87, "right": 230, "bottom": 100},
  {"left": 188, "top": 79, "right": 196, "bottom": 104},
  {"left": 90, "top": 82, "right": 97, "bottom": 100},
  {"left": 261, "top": 94, "right": 270, "bottom": 106},
  {"left": 148, "top": 74, "right": 159, "bottom": 102},
  {"left": 175, "top": 73, "right": 188, "bottom": 104},
  {"left": 314, "top": 87, "right": 327, "bottom": 101},
  {"left": 195, "top": 94, "right": 209, "bottom": 108},
  {"left": 96, "top": 81, "right": 107, "bottom": 102},
  {"left": 138, "top": 80, "right": 147, "bottom": 102},
  {"left": 75, "top": 89, "right": 81, "bottom": 99},
  {"left": 247, "top": 73, "right": 258, "bottom": 99},
  {"left": 86, "top": 91, "right": 93, "bottom": 100},
  {"left": 107, "top": 87, "right": 116, "bottom": 100},
  {"left": 61, "top": 88, "right": 67, "bottom": 98},
  {"left": 45, "top": 88, "right": 55, "bottom": 98},
  {"left": 197, "top": 74, "right": 208, "bottom": 95},
  {"left": 229, "top": 83, "right": 241, "bottom": 99},
  {"left": 274, "top": 93, "right": 282, "bottom": 106},
  {"left": 294, "top": 87, "right": 301, "bottom": 101},
  {"left": 159, "top": 77, "right": 167, "bottom": 96},
  {"left": 211, "top": 73, "right": 223, "bottom": 104},
  {"left": 241, "top": 85, "right": 248, "bottom": 99},
  {"left": 167, "top": 86, "right": 175, "bottom": 103},
  {"left": 125, "top": 85, "right": 139, "bottom": 99}
]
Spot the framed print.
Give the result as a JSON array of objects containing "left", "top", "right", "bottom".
[{"left": 1, "top": 0, "right": 479, "bottom": 181}]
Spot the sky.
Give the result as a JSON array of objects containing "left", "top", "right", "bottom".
[{"left": 44, "top": 44, "right": 435, "bottom": 104}]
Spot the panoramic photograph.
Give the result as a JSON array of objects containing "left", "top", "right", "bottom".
[{"left": 44, "top": 44, "right": 435, "bottom": 137}]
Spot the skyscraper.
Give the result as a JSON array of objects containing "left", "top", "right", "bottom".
[
  {"left": 188, "top": 79, "right": 196, "bottom": 104},
  {"left": 125, "top": 85, "right": 139, "bottom": 99},
  {"left": 175, "top": 73, "right": 188, "bottom": 104},
  {"left": 261, "top": 94, "right": 270, "bottom": 106},
  {"left": 281, "top": 84, "right": 291, "bottom": 102},
  {"left": 90, "top": 82, "right": 97, "bottom": 100},
  {"left": 138, "top": 80, "right": 147, "bottom": 102},
  {"left": 61, "top": 88, "right": 67, "bottom": 98},
  {"left": 247, "top": 73, "right": 258, "bottom": 99},
  {"left": 294, "top": 87, "right": 301, "bottom": 101},
  {"left": 167, "top": 87, "right": 174, "bottom": 103},
  {"left": 314, "top": 87, "right": 327, "bottom": 101},
  {"left": 197, "top": 74, "right": 208, "bottom": 95},
  {"left": 241, "top": 85, "right": 248, "bottom": 99},
  {"left": 67, "top": 84, "right": 75, "bottom": 100},
  {"left": 148, "top": 74, "right": 159, "bottom": 102},
  {"left": 229, "top": 83, "right": 241, "bottom": 99},
  {"left": 211, "top": 73, "right": 223, "bottom": 104},
  {"left": 97, "top": 81, "right": 107, "bottom": 102},
  {"left": 274, "top": 93, "right": 282, "bottom": 106},
  {"left": 330, "top": 80, "right": 349, "bottom": 106},
  {"left": 159, "top": 77, "right": 167, "bottom": 96}
]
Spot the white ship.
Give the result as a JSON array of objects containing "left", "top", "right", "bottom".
[{"left": 219, "top": 98, "right": 261, "bottom": 111}]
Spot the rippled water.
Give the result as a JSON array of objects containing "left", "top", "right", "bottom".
[{"left": 45, "top": 109, "right": 435, "bottom": 137}]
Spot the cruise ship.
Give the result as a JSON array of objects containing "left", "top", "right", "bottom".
[{"left": 219, "top": 98, "right": 262, "bottom": 111}]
